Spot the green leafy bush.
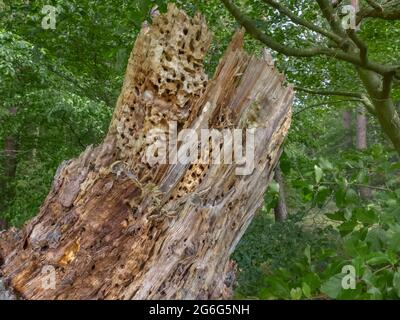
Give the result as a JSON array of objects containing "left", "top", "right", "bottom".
[{"left": 233, "top": 144, "right": 400, "bottom": 300}]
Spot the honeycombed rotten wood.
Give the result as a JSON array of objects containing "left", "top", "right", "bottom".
[{"left": 0, "top": 4, "right": 293, "bottom": 300}]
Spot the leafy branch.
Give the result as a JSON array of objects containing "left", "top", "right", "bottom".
[{"left": 221, "top": 0, "right": 400, "bottom": 155}]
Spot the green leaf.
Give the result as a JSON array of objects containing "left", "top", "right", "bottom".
[
  {"left": 335, "top": 187, "right": 347, "bottom": 208},
  {"left": 280, "top": 151, "right": 291, "bottom": 174},
  {"left": 345, "top": 188, "right": 359, "bottom": 205},
  {"left": 387, "top": 224, "right": 400, "bottom": 250},
  {"left": 362, "top": 268, "right": 376, "bottom": 288},
  {"left": 367, "top": 287, "right": 383, "bottom": 300},
  {"left": 351, "top": 256, "right": 366, "bottom": 277},
  {"left": 338, "top": 219, "right": 357, "bottom": 236},
  {"left": 316, "top": 186, "right": 330, "bottom": 205},
  {"left": 314, "top": 165, "right": 323, "bottom": 183},
  {"left": 302, "top": 282, "right": 312, "bottom": 298},
  {"left": 302, "top": 273, "right": 321, "bottom": 291},
  {"left": 344, "top": 237, "right": 369, "bottom": 257},
  {"left": 365, "top": 227, "right": 387, "bottom": 251},
  {"left": 354, "top": 208, "right": 378, "bottom": 225},
  {"left": 344, "top": 208, "right": 352, "bottom": 221},
  {"left": 304, "top": 244, "right": 311, "bottom": 265},
  {"left": 366, "top": 252, "right": 391, "bottom": 266},
  {"left": 390, "top": 162, "right": 400, "bottom": 171},
  {"left": 320, "top": 274, "right": 343, "bottom": 299},
  {"left": 326, "top": 210, "right": 345, "bottom": 222},
  {"left": 269, "top": 180, "right": 280, "bottom": 194},
  {"left": 264, "top": 277, "right": 290, "bottom": 298},
  {"left": 319, "top": 158, "right": 333, "bottom": 171},
  {"left": 290, "top": 287, "right": 302, "bottom": 300},
  {"left": 393, "top": 271, "right": 400, "bottom": 298}
]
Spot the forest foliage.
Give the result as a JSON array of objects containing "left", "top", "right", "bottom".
[{"left": 1, "top": 0, "right": 400, "bottom": 299}]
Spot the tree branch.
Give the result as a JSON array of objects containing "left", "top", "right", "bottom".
[
  {"left": 365, "top": 0, "right": 384, "bottom": 11},
  {"left": 294, "top": 86, "right": 363, "bottom": 98},
  {"left": 320, "top": 181, "right": 393, "bottom": 192},
  {"left": 261, "top": 0, "right": 343, "bottom": 44},
  {"left": 382, "top": 72, "right": 395, "bottom": 99},
  {"left": 347, "top": 29, "right": 368, "bottom": 65},
  {"left": 316, "top": 0, "right": 348, "bottom": 38},
  {"left": 295, "top": 86, "right": 376, "bottom": 114},
  {"left": 293, "top": 99, "right": 362, "bottom": 116},
  {"left": 220, "top": 0, "right": 396, "bottom": 75},
  {"left": 358, "top": 0, "right": 400, "bottom": 22}
]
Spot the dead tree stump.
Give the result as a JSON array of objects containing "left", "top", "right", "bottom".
[{"left": 0, "top": 4, "right": 293, "bottom": 299}]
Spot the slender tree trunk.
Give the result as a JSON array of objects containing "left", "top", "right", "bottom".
[
  {"left": 0, "top": 5, "right": 293, "bottom": 300},
  {"left": 356, "top": 107, "right": 367, "bottom": 150},
  {"left": 4, "top": 118, "right": 17, "bottom": 179},
  {"left": 273, "top": 164, "right": 288, "bottom": 222},
  {"left": 342, "top": 109, "right": 353, "bottom": 148},
  {"left": 355, "top": 107, "right": 371, "bottom": 199},
  {"left": 358, "top": 69, "right": 400, "bottom": 155},
  {"left": 0, "top": 220, "right": 7, "bottom": 231},
  {"left": 0, "top": 107, "right": 17, "bottom": 229},
  {"left": 260, "top": 49, "right": 289, "bottom": 223},
  {"left": 32, "top": 127, "right": 40, "bottom": 159}
]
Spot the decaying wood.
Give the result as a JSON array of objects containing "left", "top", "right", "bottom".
[{"left": 0, "top": 4, "right": 293, "bottom": 300}]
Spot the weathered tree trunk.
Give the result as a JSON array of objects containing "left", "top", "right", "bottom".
[{"left": 0, "top": 4, "right": 293, "bottom": 300}]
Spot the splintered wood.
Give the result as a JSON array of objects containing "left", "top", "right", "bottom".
[{"left": 0, "top": 4, "right": 293, "bottom": 300}]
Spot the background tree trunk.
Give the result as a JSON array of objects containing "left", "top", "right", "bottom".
[
  {"left": 273, "top": 164, "right": 288, "bottom": 222},
  {"left": 356, "top": 107, "right": 367, "bottom": 150},
  {"left": 356, "top": 107, "right": 371, "bottom": 199},
  {"left": 260, "top": 49, "right": 288, "bottom": 223},
  {"left": 0, "top": 106, "right": 17, "bottom": 229},
  {"left": 0, "top": 5, "right": 293, "bottom": 300},
  {"left": 3, "top": 116, "right": 17, "bottom": 179},
  {"left": 0, "top": 220, "right": 7, "bottom": 231},
  {"left": 342, "top": 109, "right": 353, "bottom": 148}
]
